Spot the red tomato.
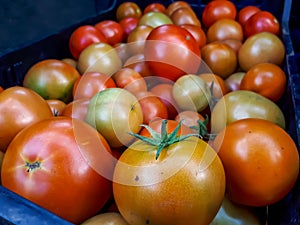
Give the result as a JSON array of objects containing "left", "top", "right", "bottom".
[
  {"left": 119, "top": 17, "right": 139, "bottom": 41},
  {"left": 135, "top": 91, "right": 169, "bottom": 125},
  {"left": 240, "top": 62, "right": 286, "bottom": 102},
  {"left": 202, "top": 0, "right": 237, "bottom": 28},
  {"left": 1, "top": 117, "right": 115, "bottom": 224},
  {"left": 150, "top": 83, "right": 180, "bottom": 119},
  {"left": 61, "top": 98, "right": 90, "bottom": 122},
  {"left": 73, "top": 71, "right": 116, "bottom": 100},
  {"left": 144, "top": 24, "right": 201, "bottom": 81},
  {"left": 180, "top": 24, "right": 207, "bottom": 49},
  {"left": 46, "top": 99, "right": 67, "bottom": 116},
  {"left": 0, "top": 86, "right": 53, "bottom": 152},
  {"left": 237, "top": 5, "right": 261, "bottom": 27},
  {"left": 94, "top": 20, "right": 124, "bottom": 46},
  {"left": 244, "top": 11, "right": 280, "bottom": 37},
  {"left": 69, "top": 25, "right": 107, "bottom": 59},
  {"left": 213, "top": 118, "right": 299, "bottom": 206},
  {"left": 143, "top": 3, "right": 166, "bottom": 14},
  {"left": 112, "top": 68, "right": 147, "bottom": 96}
]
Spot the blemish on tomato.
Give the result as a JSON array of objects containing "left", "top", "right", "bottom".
[
  {"left": 135, "top": 175, "right": 139, "bottom": 181},
  {"left": 145, "top": 218, "right": 150, "bottom": 224},
  {"left": 25, "top": 161, "right": 41, "bottom": 172}
]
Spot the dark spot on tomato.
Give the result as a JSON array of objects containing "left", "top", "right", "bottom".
[
  {"left": 26, "top": 161, "right": 41, "bottom": 172},
  {"left": 135, "top": 175, "right": 139, "bottom": 181},
  {"left": 145, "top": 218, "right": 150, "bottom": 224}
]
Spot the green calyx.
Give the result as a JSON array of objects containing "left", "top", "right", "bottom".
[
  {"left": 128, "top": 119, "right": 198, "bottom": 160},
  {"left": 189, "top": 115, "right": 217, "bottom": 141}
]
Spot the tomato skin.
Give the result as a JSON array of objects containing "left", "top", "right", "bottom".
[
  {"left": 116, "top": 2, "right": 142, "bottom": 21},
  {"left": 244, "top": 11, "right": 280, "bottom": 38},
  {"left": 143, "top": 3, "right": 166, "bottom": 14},
  {"left": 202, "top": 0, "right": 237, "bottom": 28},
  {"left": 69, "top": 25, "right": 107, "bottom": 59},
  {"left": 213, "top": 118, "right": 299, "bottom": 206},
  {"left": 1, "top": 117, "right": 114, "bottom": 224},
  {"left": 145, "top": 24, "right": 201, "bottom": 82},
  {"left": 180, "top": 24, "right": 207, "bottom": 49},
  {"left": 0, "top": 86, "right": 53, "bottom": 152},
  {"left": 95, "top": 20, "right": 124, "bottom": 46},
  {"left": 240, "top": 63, "right": 287, "bottom": 102},
  {"left": 237, "top": 5, "right": 261, "bottom": 27},
  {"left": 46, "top": 99, "right": 67, "bottom": 116},
  {"left": 119, "top": 17, "right": 139, "bottom": 41},
  {"left": 23, "top": 59, "right": 81, "bottom": 103},
  {"left": 61, "top": 98, "right": 90, "bottom": 122},
  {"left": 113, "top": 136, "right": 225, "bottom": 225}
]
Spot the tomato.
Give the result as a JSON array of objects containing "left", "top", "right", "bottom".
[
  {"left": 202, "top": 0, "right": 237, "bottom": 28},
  {"left": 81, "top": 212, "right": 129, "bottom": 225},
  {"left": 237, "top": 5, "right": 261, "bottom": 27},
  {"left": 180, "top": 24, "right": 207, "bottom": 49},
  {"left": 173, "top": 74, "right": 212, "bottom": 112},
  {"left": 116, "top": 2, "right": 142, "bottom": 21},
  {"left": 113, "top": 133, "right": 225, "bottom": 224},
  {"left": 198, "top": 73, "right": 229, "bottom": 99},
  {"left": 206, "top": 18, "right": 243, "bottom": 43},
  {"left": 244, "top": 11, "right": 280, "bottom": 38},
  {"left": 238, "top": 32, "right": 285, "bottom": 71},
  {"left": 77, "top": 42, "right": 122, "bottom": 76},
  {"left": 0, "top": 86, "right": 53, "bottom": 152},
  {"left": 201, "top": 42, "right": 237, "bottom": 79},
  {"left": 127, "top": 25, "right": 153, "bottom": 55},
  {"left": 86, "top": 88, "right": 143, "bottom": 148},
  {"left": 23, "top": 59, "right": 80, "bottom": 103},
  {"left": 119, "top": 17, "right": 139, "bottom": 41},
  {"left": 62, "top": 98, "right": 90, "bottom": 122},
  {"left": 210, "top": 90, "right": 286, "bottom": 133},
  {"left": 124, "top": 53, "right": 153, "bottom": 77},
  {"left": 135, "top": 91, "right": 169, "bottom": 125},
  {"left": 165, "top": 1, "right": 192, "bottom": 17},
  {"left": 1, "top": 117, "right": 114, "bottom": 224},
  {"left": 213, "top": 118, "right": 299, "bottom": 206},
  {"left": 69, "top": 25, "right": 107, "bottom": 59},
  {"left": 95, "top": 20, "right": 124, "bottom": 46},
  {"left": 112, "top": 68, "right": 147, "bottom": 96},
  {"left": 144, "top": 24, "right": 201, "bottom": 81},
  {"left": 46, "top": 99, "right": 67, "bottom": 116},
  {"left": 143, "top": 3, "right": 166, "bottom": 14},
  {"left": 170, "top": 7, "right": 201, "bottom": 26},
  {"left": 225, "top": 71, "right": 246, "bottom": 92},
  {"left": 138, "top": 12, "right": 173, "bottom": 28},
  {"left": 240, "top": 63, "right": 286, "bottom": 102},
  {"left": 150, "top": 83, "right": 180, "bottom": 119},
  {"left": 73, "top": 71, "right": 116, "bottom": 100}
]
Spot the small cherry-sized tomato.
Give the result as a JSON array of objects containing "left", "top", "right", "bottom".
[
  {"left": 170, "top": 6, "right": 201, "bottom": 27},
  {"left": 73, "top": 71, "right": 116, "bottom": 100},
  {"left": 166, "top": 1, "right": 192, "bottom": 17},
  {"left": 69, "top": 25, "right": 107, "bottom": 59},
  {"left": 143, "top": 3, "right": 166, "bottom": 14},
  {"left": 116, "top": 1, "right": 142, "bottom": 21},
  {"left": 244, "top": 11, "right": 280, "bottom": 38},
  {"left": 240, "top": 62, "right": 286, "bottom": 102},
  {"left": 95, "top": 20, "right": 124, "bottom": 46},
  {"left": 213, "top": 118, "right": 299, "bottom": 207},
  {"left": 237, "top": 5, "right": 261, "bottom": 27},
  {"left": 202, "top": 0, "right": 237, "bottom": 28},
  {"left": 135, "top": 91, "right": 169, "bottom": 125}
]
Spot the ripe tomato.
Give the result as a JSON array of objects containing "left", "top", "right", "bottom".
[
  {"left": 119, "top": 17, "right": 139, "bottom": 41},
  {"left": 116, "top": 2, "right": 142, "bottom": 21},
  {"left": 238, "top": 32, "right": 285, "bottom": 71},
  {"left": 1, "top": 117, "right": 114, "bottom": 224},
  {"left": 165, "top": 1, "right": 192, "bottom": 17},
  {"left": 61, "top": 98, "right": 90, "bottom": 122},
  {"left": 112, "top": 68, "right": 147, "bottom": 96},
  {"left": 69, "top": 25, "right": 107, "bottom": 59},
  {"left": 244, "top": 11, "right": 280, "bottom": 38},
  {"left": 23, "top": 59, "right": 81, "bottom": 103},
  {"left": 210, "top": 90, "right": 286, "bottom": 133},
  {"left": 240, "top": 63, "right": 286, "bottom": 102},
  {"left": 170, "top": 7, "right": 201, "bottom": 26},
  {"left": 46, "top": 99, "right": 67, "bottom": 116},
  {"left": 0, "top": 86, "right": 53, "bottom": 152},
  {"left": 150, "top": 83, "right": 180, "bottom": 119},
  {"left": 124, "top": 53, "right": 153, "bottom": 77},
  {"left": 144, "top": 24, "right": 201, "bottom": 81},
  {"left": 201, "top": 42, "right": 237, "bottom": 79},
  {"left": 180, "top": 24, "right": 207, "bottom": 49},
  {"left": 206, "top": 18, "right": 243, "bottom": 43},
  {"left": 95, "top": 20, "right": 124, "bottom": 46},
  {"left": 86, "top": 88, "right": 143, "bottom": 148},
  {"left": 202, "top": 0, "right": 237, "bottom": 28},
  {"left": 113, "top": 134, "right": 225, "bottom": 225},
  {"left": 237, "top": 5, "right": 261, "bottom": 27},
  {"left": 213, "top": 118, "right": 299, "bottom": 206},
  {"left": 135, "top": 91, "right": 169, "bottom": 125},
  {"left": 73, "top": 71, "right": 116, "bottom": 100},
  {"left": 143, "top": 3, "right": 166, "bottom": 14}
]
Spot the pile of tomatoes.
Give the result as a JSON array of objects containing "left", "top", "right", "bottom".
[{"left": 0, "top": 1, "right": 299, "bottom": 225}]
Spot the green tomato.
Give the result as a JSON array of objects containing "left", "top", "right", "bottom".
[{"left": 138, "top": 12, "right": 173, "bottom": 28}]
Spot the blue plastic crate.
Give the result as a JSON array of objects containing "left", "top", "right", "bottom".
[{"left": 0, "top": 0, "right": 299, "bottom": 224}]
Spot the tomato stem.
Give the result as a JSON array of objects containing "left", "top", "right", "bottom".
[{"left": 25, "top": 161, "right": 41, "bottom": 172}]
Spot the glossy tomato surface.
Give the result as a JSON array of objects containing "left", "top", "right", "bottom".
[
  {"left": 213, "top": 118, "right": 299, "bottom": 206},
  {"left": 95, "top": 20, "right": 124, "bottom": 46},
  {"left": 1, "top": 117, "right": 115, "bottom": 224}
]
